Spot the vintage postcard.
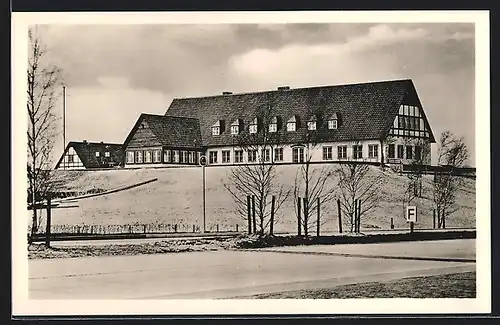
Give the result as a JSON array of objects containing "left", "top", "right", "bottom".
[{"left": 12, "top": 11, "right": 490, "bottom": 316}]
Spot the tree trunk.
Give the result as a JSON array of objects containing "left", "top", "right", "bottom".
[
  {"left": 247, "top": 195, "right": 252, "bottom": 234},
  {"left": 316, "top": 197, "right": 320, "bottom": 237},
  {"left": 259, "top": 195, "right": 264, "bottom": 235},
  {"left": 270, "top": 195, "right": 275, "bottom": 236},
  {"left": 337, "top": 199, "right": 342, "bottom": 234},
  {"left": 252, "top": 196, "right": 256, "bottom": 235},
  {"left": 45, "top": 196, "right": 52, "bottom": 248}
]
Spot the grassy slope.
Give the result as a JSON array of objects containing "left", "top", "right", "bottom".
[{"left": 43, "top": 166, "right": 476, "bottom": 233}]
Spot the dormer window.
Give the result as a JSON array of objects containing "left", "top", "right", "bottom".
[
  {"left": 287, "top": 115, "right": 298, "bottom": 132},
  {"left": 269, "top": 116, "right": 279, "bottom": 133},
  {"left": 307, "top": 115, "right": 318, "bottom": 131},
  {"left": 230, "top": 119, "right": 242, "bottom": 135},
  {"left": 212, "top": 120, "right": 224, "bottom": 136},
  {"left": 327, "top": 112, "right": 339, "bottom": 130},
  {"left": 249, "top": 117, "right": 258, "bottom": 134}
]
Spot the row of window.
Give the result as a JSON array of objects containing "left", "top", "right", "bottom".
[
  {"left": 126, "top": 149, "right": 200, "bottom": 164},
  {"left": 321, "top": 144, "right": 378, "bottom": 161},
  {"left": 388, "top": 144, "right": 422, "bottom": 160},
  {"left": 95, "top": 151, "right": 111, "bottom": 158},
  {"left": 209, "top": 148, "right": 284, "bottom": 164},
  {"left": 126, "top": 144, "right": 424, "bottom": 165},
  {"left": 207, "top": 144, "right": 380, "bottom": 164},
  {"left": 214, "top": 118, "right": 339, "bottom": 136}
]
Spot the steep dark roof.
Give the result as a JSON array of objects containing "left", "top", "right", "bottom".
[
  {"left": 124, "top": 114, "right": 202, "bottom": 149},
  {"left": 165, "top": 79, "right": 436, "bottom": 146},
  {"left": 55, "top": 141, "right": 124, "bottom": 169}
]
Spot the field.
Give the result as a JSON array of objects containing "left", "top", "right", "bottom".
[{"left": 33, "top": 165, "right": 476, "bottom": 234}]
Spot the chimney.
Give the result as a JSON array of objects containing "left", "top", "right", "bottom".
[
  {"left": 222, "top": 91, "right": 233, "bottom": 95},
  {"left": 83, "top": 140, "right": 87, "bottom": 144},
  {"left": 277, "top": 86, "right": 290, "bottom": 91}
]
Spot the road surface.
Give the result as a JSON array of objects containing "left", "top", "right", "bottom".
[{"left": 29, "top": 239, "right": 475, "bottom": 299}]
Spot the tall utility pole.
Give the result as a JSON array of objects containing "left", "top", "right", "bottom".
[
  {"left": 62, "top": 85, "right": 66, "bottom": 154},
  {"left": 199, "top": 154, "right": 207, "bottom": 233}
]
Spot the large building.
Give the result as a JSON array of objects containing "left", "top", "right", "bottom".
[
  {"left": 123, "top": 79, "right": 435, "bottom": 168},
  {"left": 55, "top": 141, "right": 125, "bottom": 170}
]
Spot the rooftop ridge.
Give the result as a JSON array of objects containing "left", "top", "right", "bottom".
[
  {"left": 69, "top": 141, "right": 123, "bottom": 146},
  {"left": 142, "top": 113, "right": 200, "bottom": 121},
  {"left": 170, "top": 78, "right": 413, "bottom": 101}
]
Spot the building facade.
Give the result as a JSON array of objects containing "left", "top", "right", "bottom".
[
  {"left": 55, "top": 141, "right": 125, "bottom": 170},
  {"left": 123, "top": 79, "right": 435, "bottom": 168}
]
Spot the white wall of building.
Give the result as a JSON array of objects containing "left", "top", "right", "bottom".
[{"left": 58, "top": 147, "right": 85, "bottom": 170}]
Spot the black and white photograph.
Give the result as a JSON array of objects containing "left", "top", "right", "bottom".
[{"left": 12, "top": 11, "right": 490, "bottom": 315}]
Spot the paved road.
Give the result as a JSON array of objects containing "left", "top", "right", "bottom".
[{"left": 29, "top": 239, "right": 475, "bottom": 299}]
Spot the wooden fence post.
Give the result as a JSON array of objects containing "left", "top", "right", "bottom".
[
  {"left": 443, "top": 211, "right": 446, "bottom": 229},
  {"left": 236, "top": 224, "right": 239, "bottom": 232},
  {"left": 216, "top": 224, "right": 219, "bottom": 232},
  {"left": 303, "top": 198, "right": 308, "bottom": 237},
  {"left": 247, "top": 195, "right": 252, "bottom": 234},
  {"left": 252, "top": 196, "right": 256, "bottom": 235},
  {"left": 174, "top": 224, "right": 178, "bottom": 233},
  {"left": 353, "top": 200, "right": 357, "bottom": 233},
  {"left": 357, "top": 200, "right": 362, "bottom": 233},
  {"left": 270, "top": 195, "right": 275, "bottom": 236},
  {"left": 391, "top": 217, "right": 394, "bottom": 230},
  {"left": 45, "top": 196, "right": 52, "bottom": 248},
  {"left": 297, "top": 197, "right": 302, "bottom": 236},
  {"left": 433, "top": 209, "right": 436, "bottom": 229},
  {"left": 316, "top": 197, "right": 320, "bottom": 237},
  {"left": 337, "top": 199, "right": 342, "bottom": 234}
]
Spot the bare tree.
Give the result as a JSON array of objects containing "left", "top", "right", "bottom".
[
  {"left": 293, "top": 100, "right": 337, "bottom": 236},
  {"left": 336, "top": 162, "right": 381, "bottom": 233},
  {"left": 432, "top": 131, "right": 469, "bottom": 228},
  {"left": 223, "top": 99, "right": 291, "bottom": 236},
  {"left": 27, "top": 26, "right": 63, "bottom": 241}
]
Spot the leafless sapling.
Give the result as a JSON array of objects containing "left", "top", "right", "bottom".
[
  {"left": 223, "top": 98, "right": 290, "bottom": 236},
  {"left": 27, "top": 26, "right": 63, "bottom": 242},
  {"left": 336, "top": 162, "right": 381, "bottom": 233},
  {"left": 432, "top": 131, "right": 469, "bottom": 228}
]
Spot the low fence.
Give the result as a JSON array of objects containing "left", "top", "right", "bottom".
[
  {"left": 30, "top": 222, "right": 243, "bottom": 237},
  {"left": 402, "top": 164, "right": 476, "bottom": 177}
]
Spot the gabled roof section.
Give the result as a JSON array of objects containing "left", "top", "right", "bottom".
[
  {"left": 55, "top": 141, "right": 124, "bottom": 169},
  {"left": 231, "top": 118, "right": 242, "bottom": 126},
  {"left": 308, "top": 115, "right": 318, "bottom": 122},
  {"left": 164, "top": 79, "right": 426, "bottom": 146},
  {"left": 328, "top": 112, "right": 339, "bottom": 120},
  {"left": 124, "top": 114, "right": 202, "bottom": 149},
  {"left": 287, "top": 115, "right": 298, "bottom": 123}
]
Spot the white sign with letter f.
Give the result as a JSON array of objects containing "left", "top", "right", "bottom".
[{"left": 406, "top": 205, "right": 417, "bottom": 223}]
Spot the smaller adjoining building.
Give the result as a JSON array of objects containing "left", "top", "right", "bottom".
[
  {"left": 55, "top": 140, "right": 125, "bottom": 170},
  {"left": 122, "top": 114, "right": 203, "bottom": 167}
]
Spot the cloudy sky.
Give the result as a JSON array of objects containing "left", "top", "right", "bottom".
[{"left": 36, "top": 23, "right": 475, "bottom": 166}]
